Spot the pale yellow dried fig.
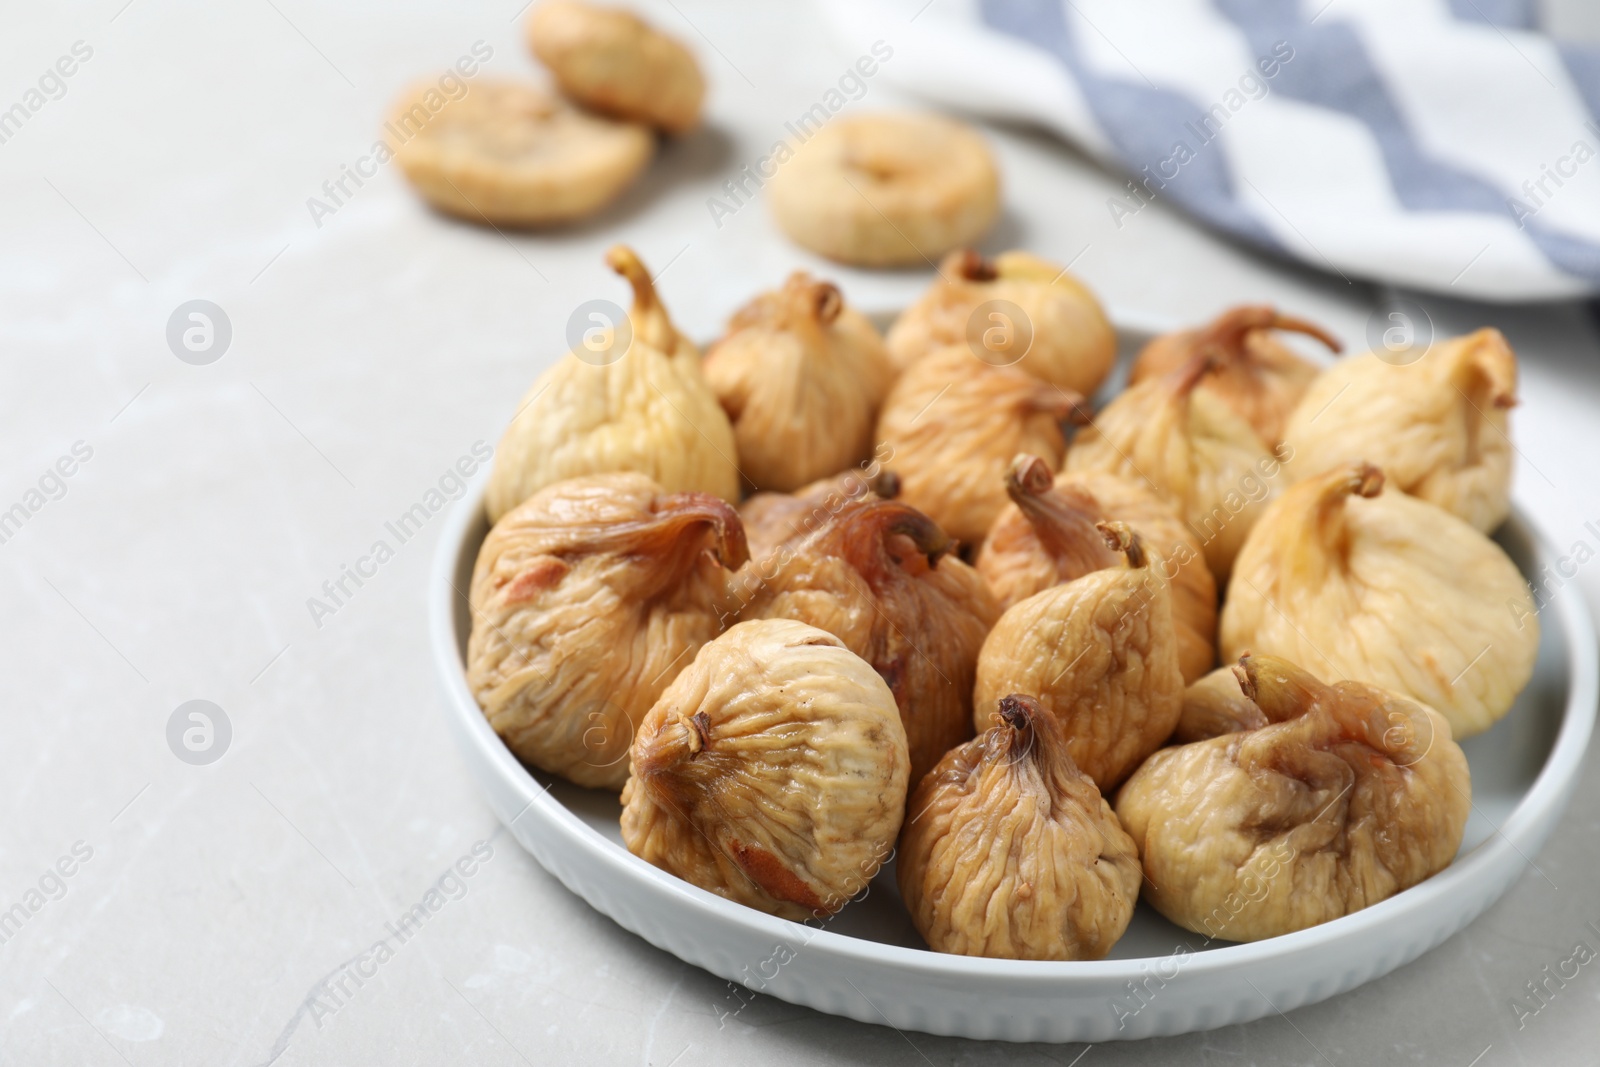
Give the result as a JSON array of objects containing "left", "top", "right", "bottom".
[
  {"left": 527, "top": 0, "right": 704, "bottom": 134},
  {"left": 621, "top": 619, "right": 909, "bottom": 919},
  {"left": 1116, "top": 654, "right": 1470, "bottom": 942},
  {"left": 876, "top": 345, "right": 1087, "bottom": 547},
  {"left": 973, "top": 523, "right": 1183, "bottom": 792},
  {"left": 1066, "top": 353, "right": 1288, "bottom": 581},
  {"left": 1170, "top": 665, "right": 1267, "bottom": 744},
  {"left": 1129, "top": 305, "right": 1340, "bottom": 448},
  {"left": 977, "top": 455, "right": 1216, "bottom": 683},
  {"left": 738, "top": 465, "right": 899, "bottom": 564},
  {"left": 703, "top": 274, "right": 894, "bottom": 492},
  {"left": 1221, "top": 462, "right": 1538, "bottom": 738},
  {"left": 468, "top": 473, "right": 747, "bottom": 789},
  {"left": 1283, "top": 328, "right": 1517, "bottom": 532},
  {"left": 486, "top": 246, "right": 739, "bottom": 522},
  {"left": 736, "top": 498, "right": 997, "bottom": 784},
  {"left": 886, "top": 249, "right": 1116, "bottom": 396},
  {"left": 898, "top": 694, "right": 1141, "bottom": 960}
]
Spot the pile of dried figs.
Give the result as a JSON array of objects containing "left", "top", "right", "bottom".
[{"left": 468, "top": 243, "right": 1539, "bottom": 959}]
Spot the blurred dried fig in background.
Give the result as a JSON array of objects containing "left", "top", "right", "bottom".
[{"left": 738, "top": 465, "right": 899, "bottom": 564}]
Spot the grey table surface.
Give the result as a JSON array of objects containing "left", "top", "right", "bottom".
[{"left": 5, "top": 2, "right": 1600, "bottom": 1064}]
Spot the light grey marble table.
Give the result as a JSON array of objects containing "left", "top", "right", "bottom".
[{"left": 4, "top": 2, "right": 1600, "bottom": 1064}]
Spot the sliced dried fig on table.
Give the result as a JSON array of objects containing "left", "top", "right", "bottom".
[
  {"left": 621, "top": 619, "right": 909, "bottom": 920},
  {"left": 485, "top": 245, "right": 738, "bottom": 523},
  {"left": 1220, "top": 461, "right": 1538, "bottom": 738},
  {"left": 1066, "top": 351, "right": 1288, "bottom": 582},
  {"left": 876, "top": 345, "right": 1088, "bottom": 547},
  {"left": 736, "top": 497, "right": 997, "bottom": 785},
  {"left": 977, "top": 454, "right": 1217, "bottom": 683},
  {"left": 467, "top": 473, "right": 747, "bottom": 789},
  {"left": 1283, "top": 328, "right": 1517, "bottom": 532},
  {"left": 703, "top": 273, "right": 894, "bottom": 493},
  {"left": 886, "top": 249, "right": 1117, "bottom": 396},
  {"left": 1129, "top": 305, "right": 1340, "bottom": 449},
  {"left": 897, "top": 694, "right": 1141, "bottom": 960},
  {"left": 1116, "top": 654, "right": 1470, "bottom": 942},
  {"left": 973, "top": 522, "right": 1183, "bottom": 793},
  {"left": 738, "top": 465, "right": 900, "bottom": 564}
]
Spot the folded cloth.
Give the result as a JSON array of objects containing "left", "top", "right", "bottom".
[{"left": 821, "top": 0, "right": 1600, "bottom": 302}]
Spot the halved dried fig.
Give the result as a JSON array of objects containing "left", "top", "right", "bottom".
[
  {"left": 621, "top": 619, "right": 909, "bottom": 919},
  {"left": 876, "top": 345, "right": 1087, "bottom": 547},
  {"left": 898, "top": 694, "right": 1141, "bottom": 960},
  {"left": 973, "top": 522, "right": 1183, "bottom": 792},
  {"left": 736, "top": 497, "right": 997, "bottom": 784},
  {"left": 1116, "top": 654, "right": 1470, "bottom": 942},
  {"left": 1129, "top": 305, "right": 1339, "bottom": 448},
  {"left": 1220, "top": 461, "right": 1538, "bottom": 738},
  {"left": 738, "top": 465, "right": 899, "bottom": 564},
  {"left": 977, "top": 455, "right": 1216, "bottom": 682},
  {"left": 468, "top": 473, "right": 747, "bottom": 788}
]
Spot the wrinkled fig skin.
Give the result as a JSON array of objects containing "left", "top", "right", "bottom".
[
  {"left": 486, "top": 246, "right": 737, "bottom": 523},
  {"left": 974, "top": 523, "right": 1184, "bottom": 792},
  {"left": 898, "top": 694, "right": 1141, "bottom": 960},
  {"left": 738, "top": 464, "right": 900, "bottom": 565},
  {"left": 1115, "top": 655, "right": 1470, "bottom": 942},
  {"left": 886, "top": 249, "right": 1117, "bottom": 396},
  {"left": 704, "top": 274, "right": 894, "bottom": 493},
  {"left": 1129, "top": 305, "right": 1340, "bottom": 449},
  {"left": 468, "top": 473, "right": 748, "bottom": 789},
  {"left": 1220, "top": 462, "right": 1539, "bottom": 738},
  {"left": 876, "top": 345, "right": 1087, "bottom": 547},
  {"left": 737, "top": 499, "right": 998, "bottom": 785},
  {"left": 977, "top": 456, "right": 1218, "bottom": 683},
  {"left": 1283, "top": 328, "right": 1517, "bottom": 533},
  {"left": 527, "top": 0, "right": 704, "bottom": 134},
  {"left": 621, "top": 619, "right": 909, "bottom": 920},
  {"left": 1171, "top": 665, "right": 1268, "bottom": 744},
  {"left": 1067, "top": 352, "right": 1287, "bottom": 582}
]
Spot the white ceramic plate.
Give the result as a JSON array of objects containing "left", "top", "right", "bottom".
[{"left": 430, "top": 335, "right": 1597, "bottom": 1043}]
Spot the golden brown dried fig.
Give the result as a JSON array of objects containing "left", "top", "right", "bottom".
[
  {"left": 1283, "top": 328, "right": 1517, "bottom": 532},
  {"left": 886, "top": 249, "right": 1117, "bottom": 396},
  {"left": 621, "top": 619, "right": 909, "bottom": 919},
  {"left": 736, "top": 498, "right": 997, "bottom": 784},
  {"left": 973, "top": 523, "right": 1183, "bottom": 792},
  {"left": 1170, "top": 665, "right": 1268, "bottom": 744},
  {"left": 1129, "top": 305, "right": 1340, "bottom": 448},
  {"left": 485, "top": 246, "right": 739, "bottom": 522},
  {"left": 898, "top": 694, "right": 1141, "bottom": 960},
  {"left": 737, "top": 464, "right": 899, "bottom": 564},
  {"left": 1066, "top": 353, "right": 1287, "bottom": 581},
  {"left": 468, "top": 473, "right": 747, "bottom": 788},
  {"left": 1220, "top": 462, "right": 1538, "bottom": 738},
  {"left": 1116, "top": 654, "right": 1470, "bottom": 942},
  {"left": 527, "top": 0, "right": 704, "bottom": 134},
  {"left": 876, "top": 345, "right": 1087, "bottom": 547},
  {"left": 703, "top": 274, "right": 894, "bottom": 492},
  {"left": 977, "top": 455, "right": 1216, "bottom": 683}
]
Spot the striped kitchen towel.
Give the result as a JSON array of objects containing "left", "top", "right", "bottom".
[{"left": 821, "top": 0, "right": 1600, "bottom": 301}]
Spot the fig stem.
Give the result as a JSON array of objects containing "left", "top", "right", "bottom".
[
  {"left": 955, "top": 248, "right": 998, "bottom": 283},
  {"left": 1006, "top": 453, "right": 1056, "bottom": 501},
  {"left": 811, "top": 281, "right": 843, "bottom": 325},
  {"left": 689, "top": 711, "right": 712, "bottom": 754},
  {"left": 869, "top": 469, "right": 901, "bottom": 499},
  {"left": 1198, "top": 305, "right": 1342, "bottom": 360},
  {"left": 1096, "top": 520, "right": 1147, "bottom": 569},
  {"left": 606, "top": 244, "right": 675, "bottom": 353},
  {"left": 998, "top": 693, "right": 1038, "bottom": 733}
]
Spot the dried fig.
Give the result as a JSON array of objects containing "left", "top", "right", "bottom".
[
  {"left": 703, "top": 273, "right": 894, "bottom": 492},
  {"left": 468, "top": 473, "right": 747, "bottom": 789},
  {"left": 621, "top": 619, "right": 909, "bottom": 920},
  {"left": 876, "top": 345, "right": 1087, "bottom": 547},
  {"left": 527, "top": 0, "right": 704, "bottom": 134},
  {"left": 977, "top": 455, "right": 1216, "bottom": 683},
  {"left": 738, "top": 465, "right": 899, "bottom": 564},
  {"left": 1170, "top": 665, "right": 1267, "bottom": 744},
  {"left": 485, "top": 246, "right": 739, "bottom": 522},
  {"left": 973, "top": 523, "right": 1183, "bottom": 792},
  {"left": 887, "top": 249, "right": 1116, "bottom": 396},
  {"left": 1129, "top": 305, "right": 1340, "bottom": 448},
  {"left": 736, "top": 498, "right": 998, "bottom": 784},
  {"left": 897, "top": 694, "right": 1141, "bottom": 960},
  {"left": 1066, "top": 352, "right": 1287, "bottom": 581},
  {"left": 1220, "top": 462, "right": 1538, "bottom": 737},
  {"left": 1283, "top": 328, "right": 1517, "bottom": 532},
  {"left": 1115, "top": 654, "right": 1470, "bottom": 942}
]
